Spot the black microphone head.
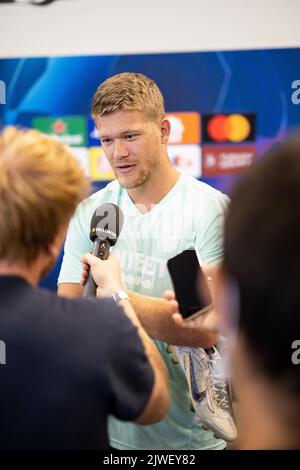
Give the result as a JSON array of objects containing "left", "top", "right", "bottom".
[{"left": 89, "top": 203, "right": 124, "bottom": 246}]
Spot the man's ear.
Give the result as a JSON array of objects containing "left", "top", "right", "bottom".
[
  {"left": 44, "top": 238, "right": 60, "bottom": 260},
  {"left": 161, "top": 118, "right": 171, "bottom": 144},
  {"left": 44, "top": 226, "right": 67, "bottom": 260}
]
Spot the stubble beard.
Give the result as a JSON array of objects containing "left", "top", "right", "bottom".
[
  {"left": 118, "top": 171, "right": 148, "bottom": 190},
  {"left": 116, "top": 159, "right": 159, "bottom": 190}
]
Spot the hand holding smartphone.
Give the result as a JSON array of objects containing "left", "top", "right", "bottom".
[{"left": 167, "top": 247, "right": 213, "bottom": 321}]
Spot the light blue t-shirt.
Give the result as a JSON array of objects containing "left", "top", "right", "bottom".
[{"left": 58, "top": 174, "right": 228, "bottom": 450}]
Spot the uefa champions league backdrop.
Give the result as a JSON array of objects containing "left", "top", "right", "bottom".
[{"left": 1, "top": 48, "right": 300, "bottom": 289}]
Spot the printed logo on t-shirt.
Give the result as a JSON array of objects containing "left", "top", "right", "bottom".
[
  {"left": 160, "top": 237, "right": 179, "bottom": 254},
  {"left": 114, "top": 249, "right": 168, "bottom": 292}
]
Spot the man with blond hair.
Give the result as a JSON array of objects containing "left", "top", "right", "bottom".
[
  {"left": 0, "top": 127, "right": 169, "bottom": 450},
  {"left": 58, "top": 72, "right": 231, "bottom": 450}
]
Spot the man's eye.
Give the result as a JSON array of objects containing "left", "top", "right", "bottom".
[
  {"left": 125, "top": 134, "right": 138, "bottom": 140},
  {"left": 102, "top": 139, "right": 112, "bottom": 145}
]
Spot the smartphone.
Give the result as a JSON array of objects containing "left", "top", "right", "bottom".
[{"left": 167, "top": 247, "right": 213, "bottom": 321}]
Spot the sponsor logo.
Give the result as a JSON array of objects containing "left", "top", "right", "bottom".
[
  {"left": 168, "top": 144, "right": 202, "bottom": 178},
  {"left": 202, "top": 113, "right": 256, "bottom": 143},
  {"left": 166, "top": 112, "right": 201, "bottom": 144},
  {"left": 96, "top": 227, "right": 116, "bottom": 238},
  {"left": 89, "top": 147, "right": 115, "bottom": 181},
  {"left": 68, "top": 147, "right": 90, "bottom": 176},
  {"left": 32, "top": 116, "right": 87, "bottom": 147},
  {"left": 202, "top": 145, "right": 255, "bottom": 176},
  {"left": 88, "top": 118, "right": 100, "bottom": 146}
]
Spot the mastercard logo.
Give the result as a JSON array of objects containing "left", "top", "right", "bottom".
[{"left": 203, "top": 113, "right": 255, "bottom": 143}]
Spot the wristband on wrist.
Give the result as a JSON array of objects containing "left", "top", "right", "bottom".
[{"left": 112, "top": 290, "right": 129, "bottom": 304}]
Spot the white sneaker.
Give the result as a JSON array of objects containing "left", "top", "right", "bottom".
[
  {"left": 198, "top": 345, "right": 237, "bottom": 442},
  {"left": 173, "top": 344, "right": 237, "bottom": 442},
  {"left": 174, "top": 346, "right": 208, "bottom": 401}
]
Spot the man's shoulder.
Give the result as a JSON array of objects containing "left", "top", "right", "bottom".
[
  {"left": 81, "top": 180, "right": 121, "bottom": 210},
  {"left": 28, "top": 289, "right": 134, "bottom": 374},
  {"left": 36, "top": 288, "right": 130, "bottom": 336},
  {"left": 180, "top": 175, "right": 229, "bottom": 206},
  {"left": 61, "top": 297, "right": 141, "bottom": 356},
  {"left": 43, "top": 289, "right": 118, "bottom": 318},
  {"left": 71, "top": 180, "right": 121, "bottom": 225}
]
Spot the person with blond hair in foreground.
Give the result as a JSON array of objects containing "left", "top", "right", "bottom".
[{"left": 0, "top": 127, "right": 169, "bottom": 450}]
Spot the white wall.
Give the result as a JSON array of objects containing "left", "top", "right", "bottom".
[{"left": 0, "top": 0, "right": 299, "bottom": 58}]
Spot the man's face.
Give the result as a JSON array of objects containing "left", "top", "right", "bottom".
[{"left": 95, "top": 110, "right": 166, "bottom": 189}]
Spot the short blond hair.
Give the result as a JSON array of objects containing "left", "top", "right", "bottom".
[
  {"left": 0, "top": 127, "right": 90, "bottom": 265},
  {"left": 92, "top": 72, "right": 165, "bottom": 123}
]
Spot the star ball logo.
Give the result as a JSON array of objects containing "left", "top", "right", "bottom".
[{"left": 0, "top": 80, "right": 6, "bottom": 105}]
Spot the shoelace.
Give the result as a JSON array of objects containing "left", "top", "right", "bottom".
[
  {"left": 208, "top": 349, "right": 231, "bottom": 411},
  {"left": 211, "top": 380, "right": 230, "bottom": 410}
]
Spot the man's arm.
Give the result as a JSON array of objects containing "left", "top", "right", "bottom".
[
  {"left": 81, "top": 253, "right": 170, "bottom": 425},
  {"left": 129, "top": 194, "right": 227, "bottom": 347},
  {"left": 127, "top": 290, "right": 218, "bottom": 348},
  {"left": 118, "top": 298, "right": 170, "bottom": 425},
  {"left": 58, "top": 281, "right": 217, "bottom": 348},
  {"left": 58, "top": 283, "right": 83, "bottom": 298}
]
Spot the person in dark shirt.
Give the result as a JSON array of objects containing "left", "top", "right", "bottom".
[{"left": 0, "top": 127, "right": 169, "bottom": 450}]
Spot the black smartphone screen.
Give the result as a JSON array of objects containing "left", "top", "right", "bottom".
[{"left": 167, "top": 248, "right": 212, "bottom": 319}]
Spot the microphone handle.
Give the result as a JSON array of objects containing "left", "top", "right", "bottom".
[{"left": 82, "top": 238, "right": 110, "bottom": 297}]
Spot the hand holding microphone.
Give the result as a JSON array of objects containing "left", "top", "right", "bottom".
[
  {"left": 82, "top": 203, "right": 124, "bottom": 297},
  {"left": 81, "top": 252, "right": 123, "bottom": 298}
]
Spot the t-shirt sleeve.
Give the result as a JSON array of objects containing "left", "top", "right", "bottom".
[
  {"left": 195, "top": 193, "right": 229, "bottom": 266},
  {"left": 106, "top": 303, "right": 154, "bottom": 421},
  {"left": 58, "top": 202, "right": 93, "bottom": 285}
]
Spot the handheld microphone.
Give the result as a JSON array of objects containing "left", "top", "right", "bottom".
[{"left": 82, "top": 203, "right": 124, "bottom": 297}]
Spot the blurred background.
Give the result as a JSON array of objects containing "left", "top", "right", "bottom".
[{"left": 1, "top": 0, "right": 300, "bottom": 289}]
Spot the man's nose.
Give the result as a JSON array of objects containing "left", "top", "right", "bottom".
[{"left": 113, "top": 139, "right": 129, "bottom": 159}]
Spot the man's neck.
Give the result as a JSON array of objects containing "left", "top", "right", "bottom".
[
  {"left": 0, "top": 261, "right": 42, "bottom": 286},
  {"left": 127, "top": 162, "right": 180, "bottom": 213}
]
